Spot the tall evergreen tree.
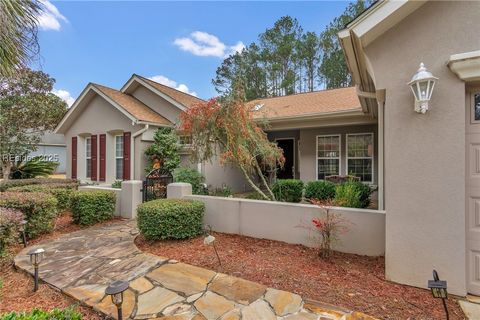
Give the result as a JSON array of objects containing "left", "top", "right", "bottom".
[{"left": 299, "top": 31, "right": 321, "bottom": 92}]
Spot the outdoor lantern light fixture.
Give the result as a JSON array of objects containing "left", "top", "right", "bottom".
[
  {"left": 105, "top": 280, "right": 129, "bottom": 320},
  {"left": 28, "top": 247, "right": 45, "bottom": 292},
  {"left": 428, "top": 269, "right": 449, "bottom": 319},
  {"left": 204, "top": 225, "right": 222, "bottom": 266},
  {"left": 408, "top": 62, "right": 438, "bottom": 114},
  {"left": 20, "top": 220, "right": 27, "bottom": 247}
]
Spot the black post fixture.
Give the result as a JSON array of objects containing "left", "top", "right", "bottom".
[
  {"left": 204, "top": 225, "right": 221, "bottom": 266},
  {"left": 105, "top": 280, "right": 129, "bottom": 320},
  {"left": 28, "top": 248, "right": 45, "bottom": 292},
  {"left": 428, "top": 269, "right": 449, "bottom": 320},
  {"left": 20, "top": 220, "right": 28, "bottom": 247}
]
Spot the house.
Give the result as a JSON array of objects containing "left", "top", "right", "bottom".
[
  {"left": 28, "top": 133, "right": 66, "bottom": 173},
  {"left": 338, "top": 0, "right": 479, "bottom": 296}
]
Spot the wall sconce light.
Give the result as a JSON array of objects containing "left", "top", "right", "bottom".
[
  {"left": 28, "top": 247, "right": 45, "bottom": 292},
  {"left": 204, "top": 225, "right": 221, "bottom": 266},
  {"left": 428, "top": 269, "right": 449, "bottom": 319},
  {"left": 408, "top": 63, "right": 438, "bottom": 114},
  {"left": 20, "top": 220, "right": 27, "bottom": 247},
  {"left": 105, "top": 280, "right": 129, "bottom": 320}
]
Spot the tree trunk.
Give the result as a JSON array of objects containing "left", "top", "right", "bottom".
[
  {"left": 2, "top": 161, "right": 12, "bottom": 180},
  {"left": 238, "top": 165, "right": 271, "bottom": 200},
  {"left": 253, "top": 161, "right": 276, "bottom": 200}
]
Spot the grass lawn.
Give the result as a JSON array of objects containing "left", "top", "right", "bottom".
[{"left": 136, "top": 232, "right": 464, "bottom": 319}]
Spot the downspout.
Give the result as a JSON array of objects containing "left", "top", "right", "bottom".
[{"left": 132, "top": 124, "right": 149, "bottom": 180}]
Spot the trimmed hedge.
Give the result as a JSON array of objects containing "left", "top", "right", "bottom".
[
  {"left": 0, "top": 192, "right": 58, "bottom": 238},
  {"left": 0, "top": 307, "right": 82, "bottom": 320},
  {"left": 137, "top": 199, "right": 204, "bottom": 240},
  {"left": 334, "top": 180, "right": 372, "bottom": 208},
  {"left": 272, "top": 179, "right": 304, "bottom": 203},
  {"left": 8, "top": 184, "right": 77, "bottom": 211},
  {"left": 0, "top": 178, "right": 79, "bottom": 192},
  {"left": 304, "top": 180, "right": 336, "bottom": 201},
  {"left": 71, "top": 191, "right": 116, "bottom": 225},
  {"left": 174, "top": 168, "right": 208, "bottom": 195},
  {"left": 0, "top": 208, "right": 24, "bottom": 254}
]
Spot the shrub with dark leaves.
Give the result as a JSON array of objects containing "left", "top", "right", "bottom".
[
  {"left": 70, "top": 191, "right": 116, "bottom": 225},
  {"left": 304, "top": 180, "right": 336, "bottom": 201},
  {"left": 8, "top": 183, "right": 78, "bottom": 211},
  {"left": 272, "top": 179, "right": 304, "bottom": 203}
]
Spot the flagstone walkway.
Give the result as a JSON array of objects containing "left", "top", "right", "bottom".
[{"left": 15, "top": 220, "right": 376, "bottom": 320}]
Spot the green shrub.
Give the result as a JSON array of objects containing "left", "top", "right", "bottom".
[
  {"left": 111, "top": 180, "right": 122, "bottom": 189},
  {"left": 0, "top": 178, "right": 79, "bottom": 192},
  {"left": 0, "top": 192, "right": 58, "bottom": 238},
  {"left": 209, "top": 185, "right": 232, "bottom": 197},
  {"left": 334, "top": 180, "right": 372, "bottom": 208},
  {"left": 70, "top": 191, "right": 116, "bottom": 225},
  {"left": 304, "top": 180, "right": 336, "bottom": 201},
  {"left": 137, "top": 199, "right": 204, "bottom": 240},
  {"left": 0, "top": 307, "right": 82, "bottom": 320},
  {"left": 10, "top": 156, "right": 58, "bottom": 179},
  {"left": 174, "top": 168, "right": 208, "bottom": 195},
  {"left": 245, "top": 191, "right": 268, "bottom": 200},
  {"left": 8, "top": 184, "right": 78, "bottom": 211},
  {"left": 0, "top": 208, "right": 24, "bottom": 255},
  {"left": 272, "top": 179, "right": 304, "bottom": 203}
]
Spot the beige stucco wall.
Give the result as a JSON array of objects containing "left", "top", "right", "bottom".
[
  {"left": 184, "top": 194, "right": 385, "bottom": 256},
  {"left": 64, "top": 95, "right": 144, "bottom": 183},
  {"left": 130, "top": 85, "right": 182, "bottom": 124},
  {"left": 364, "top": 1, "right": 479, "bottom": 295},
  {"left": 298, "top": 124, "right": 378, "bottom": 184}
]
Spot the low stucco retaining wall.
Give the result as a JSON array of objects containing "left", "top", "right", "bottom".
[{"left": 184, "top": 195, "right": 386, "bottom": 256}]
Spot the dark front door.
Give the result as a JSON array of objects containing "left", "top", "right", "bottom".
[{"left": 277, "top": 139, "right": 294, "bottom": 179}]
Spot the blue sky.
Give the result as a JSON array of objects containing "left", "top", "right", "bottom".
[{"left": 37, "top": 1, "right": 350, "bottom": 106}]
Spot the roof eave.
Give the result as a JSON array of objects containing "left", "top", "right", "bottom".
[{"left": 254, "top": 108, "right": 366, "bottom": 123}]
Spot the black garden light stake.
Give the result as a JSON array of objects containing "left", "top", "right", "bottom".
[
  {"left": 204, "top": 225, "right": 221, "bottom": 266},
  {"left": 105, "top": 280, "right": 129, "bottom": 320},
  {"left": 28, "top": 247, "right": 45, "bottom": 292},
  {"left": 20, "top": 220, "right": 27, "bottom": 247},
  {"left": 428, "top": 269, "right": 449, "bottom": 320}
]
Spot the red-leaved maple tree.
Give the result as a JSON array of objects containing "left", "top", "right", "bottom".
[{"left": 180, "top": 96, "right": 284, "bottom": 200}]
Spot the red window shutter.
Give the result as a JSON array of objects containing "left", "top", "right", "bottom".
[
  {"left": 99, "top": 134, "right": 106, "bottom": 181},
  {"left": 123, "top": 132, "right": 131, "bottom": 180},
  {"left": 71, "top": 137, "right": 77, "bottom": 179},
  {"left": 91, "top": 135, "right": 98, "bottom": 181}
]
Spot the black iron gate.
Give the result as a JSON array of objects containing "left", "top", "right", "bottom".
[{"left": 142, "top": 168, "right": 173, "bottom": 202}]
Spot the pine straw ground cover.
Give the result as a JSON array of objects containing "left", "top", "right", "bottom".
[
  {"left": 136, "top": 232, "right": 464, "bottom": 320},
  {"left": 0, "top": 213, "right": 117, "bottom": 319}
]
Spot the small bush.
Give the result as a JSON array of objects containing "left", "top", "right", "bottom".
[
  {"left": 0, "top": 208, "right": 24, "bottom": 254},
  {"left": 111, "top": 180, "right": 122, "bottom": 189},
  {"left": 137, "top": 199, "right": 204, "bottom": 240},
  {"left": 174, "top": 168, "right": 208, "bottom": 195},
  {"left": 0, "top": 192, "right": 57, "bottom": 238},
  {"left": 304, "top": 180, "right": 336, "bottom": 201},
  {"left": 0, "top": 307, "right": 82, "bottom": 320},
  {"left": 209, "top": 185, "right": 232, "bottom": 197},
  {"left": 71, "top": 191, "right": 116, "bottom": 225},
  {"left": 244, "top": 191, "right": 268, "bottom": 200},
  {"left": 0, "top": 178, "right": 79, "bottom": 192},
  {"left": 8, "top": 184, "right": 78, "bottom": 211},
  {"left": 334, "top": 181, "right": 372, "bottom": 208},
  {"left": 272, "top": 179, "right": 304, "bottom": 203}
]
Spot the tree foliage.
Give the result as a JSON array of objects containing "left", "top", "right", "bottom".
[
  {"left": 319, "top": 0, "right": 372, "bottom": 89},
  {"left": 0, "top": 69, "right": 67, "bottom": 179},
  {"left": 180, "top": 96, "right": 284, "bottom": 200},
  {"left": 144, "top": 127, "right": 181, "bottom": 174},
  {"left": 0, "top": 0, "right": 43, "bottom": 76}
]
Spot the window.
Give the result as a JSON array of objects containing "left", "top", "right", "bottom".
[
  {"left": 179, "top": 135, "right": 192, "bottom": 146},
  {"left": 85, "top": 137, "right": 91, "bottom": 178},
  {"left": 317, "top": 135, "right": 340, "bottom": 180},
  {"left": 474, "top": 93, "right": 480, "bottom": 122},
  {"left": 347, "top": 133, "right": 374, "bottom": 183},
  {"left": 115, "top": 135, "right": 124, "bottom": 180}
]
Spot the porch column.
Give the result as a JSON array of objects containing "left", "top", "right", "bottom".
[{"left": 376, "top": 90, "right": 385, "bottom": 210}]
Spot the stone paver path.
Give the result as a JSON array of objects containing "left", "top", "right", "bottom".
[{"left": 15, "top": 220, "right": 376, "bottom": 320}]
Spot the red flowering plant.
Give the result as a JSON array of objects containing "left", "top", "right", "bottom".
[
  {"left": 180, "top": 92, "right": 284, "bottom": 201},
  {"left": 306, "top": 199, "right": 350, "bottom": 259}
]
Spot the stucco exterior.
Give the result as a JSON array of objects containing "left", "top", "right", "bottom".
[{"left": 362, "top": 1, "right": 479, "bottom": 295}]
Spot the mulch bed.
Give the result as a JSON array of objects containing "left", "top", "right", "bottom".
[
  {"left": 136, "top": 232, "right": 464, "bottom": 320},
  {"left": 0, "top": 213, "right": 117, "bottom": 319}
]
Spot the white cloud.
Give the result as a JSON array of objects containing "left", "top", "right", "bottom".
[
  {"left": 148, "top": 75, "right": 197, "bottom": 97},
  {"left": 37, "top": 0, "right": 68, "bottom": 31},
  {"left": 52, "top": 89, "right": 75, "bottom": 107},
  {"left": 174, "top": 31, "right": 245, "bottom": 58}
]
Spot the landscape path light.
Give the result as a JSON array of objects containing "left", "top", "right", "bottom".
[
  {"left": 408, "top": 62, "right": 438, "bottom": 114},
  {"left": 105, "top": 280, "right": 129, "bottom": 320},
  {"left": 204, "top": 225, "right": 221, "bottom": 266},
  {"left": 428, "top": 269, "right": 449, "bottom": 319},
  {"left": 28, "top": 247, "right": 45, "bottom": 292}
]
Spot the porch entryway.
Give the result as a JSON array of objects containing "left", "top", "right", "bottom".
[{"left": 276, "top": 138, "right": 295, "bottom": 179}]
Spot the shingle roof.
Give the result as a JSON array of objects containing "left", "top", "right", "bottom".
[
  {"left": 247, "top": 87, "right": 362, "bottom": 119},
  {"left": 93, "top": 84, "right": 172, "bottom": 125},
  {"left": 135, "top": 75, "right": 205, "bottom": 108}
]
